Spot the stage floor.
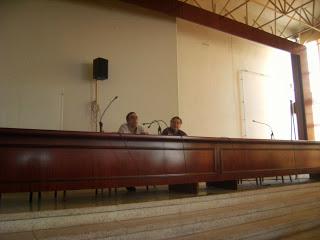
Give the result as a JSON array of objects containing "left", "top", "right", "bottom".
[{"left": 0, "top": 174, "right": 312, "bottom": 214}]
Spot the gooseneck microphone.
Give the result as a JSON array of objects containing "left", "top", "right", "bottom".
[
  {"left": 156, "top": 120, "right": 168, "bottom": 128},
  {"left": 143, "top": 120, "right": 161, "bottom": 135},
  {"left": 99, "top": 96, "right": 118, "bottom": 132},
  {"left": 143, "top": 120, "right": 168, "bottom": 135},
  {"left": 252, "top": 120, "right": 275, "bottom": 140}
]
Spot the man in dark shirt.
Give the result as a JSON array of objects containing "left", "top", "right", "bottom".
[{"left": 162, "top": 116, "right": 187, "bottom": 136}]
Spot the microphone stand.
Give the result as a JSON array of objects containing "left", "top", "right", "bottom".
[
  {"left": 99, "top": 96, "right": 118, "bottom": 132},
  {"left": 290, "top": 100, "right": 297, "bottom": 140},
  {"left": 157, "top": 120, "right": 168, "bottom": 128},
  {"left": 252, "top": 120, "right": 275, "bottom": 140},
  {"left": 143, "top": 120, "right": 161, "bottom": 134},
  {"left": 143, "top": 120, "right": 167, "bottom": 135},
  {"left": 157, "top": 122, "right": 162, "bottom": 135}
]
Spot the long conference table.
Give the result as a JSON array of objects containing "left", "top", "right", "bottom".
[{"left": 1, "top": 128, "right": 320, "bottom": 195}]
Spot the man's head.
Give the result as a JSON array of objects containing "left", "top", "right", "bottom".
[
  {"left": 126, "top": 112, "right": 138, "bottom": 128},
  {"left": 170, "top": 116, "right": 182, "bottom": 131}
]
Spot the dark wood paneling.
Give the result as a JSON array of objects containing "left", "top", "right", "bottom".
[
  {"left": 184, "top": 150, "right": 215, "bottom": 173},
  {"left": 295, "top": 150, "right": 320, "bottom": 169},
  {"left": 1, "top": 128, "right": 320, "bottom": 193},
  {"left": 165, "top": 150, "right": 185, "bottom": 174},
  {"left": 221, "top": 149, "right": 295, "bottom": 172}
]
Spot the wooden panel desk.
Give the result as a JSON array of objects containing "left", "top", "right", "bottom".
[{"left": 1, "top": 128, "right": 320, "bottom": 194}]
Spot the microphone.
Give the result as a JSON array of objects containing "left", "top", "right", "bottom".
[
  {"left": 99, "top": 96, "right": 118, "bottom": 132},
  {"left": 143, "top": 121, "right": 160, "bottom": 132},
  {"left": 289, "top": 100, "right": 297, "bottom": 140},
  {"left": 157, "top": 120, "right": 168, "bottom": 128},
  {"left": 154, "top": 121, "right": 162, "bottom": 135},
  {"left": 155, "top": 120, "right": 168, "bottom": 134},
  {"left": 142, "top": 122, "right": 153, "bottom": 127},
  {"left": 252, "top": 120, "right": 275, "bottom": 139},
  {"left": 142, "top": 120, "right": 168, "bottom": 135}
]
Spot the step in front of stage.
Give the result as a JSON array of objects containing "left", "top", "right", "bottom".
[{"left": 0, "top": 178, "right": 320, "bottom": 240}]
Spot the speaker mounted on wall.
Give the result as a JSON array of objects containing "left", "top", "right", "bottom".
[{"left": 93, "top": 57, "right": 108, "bottom": 80}]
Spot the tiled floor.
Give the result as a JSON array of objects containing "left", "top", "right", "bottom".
[
  {"left": 0, "top": 176, "right": 319, "bottom": 240},
  {"left": 0, "top": 175, "right": 312, "bottom": 214}
]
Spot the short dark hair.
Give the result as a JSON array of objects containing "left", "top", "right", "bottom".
[
  {"left": 171, "top": 116, "right": 182, "bottom": 124},
  {"left": 126, "top": 112, "right": 136, "bottom": 121}
]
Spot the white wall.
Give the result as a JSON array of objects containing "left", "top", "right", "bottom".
[
  {"left": 0, "top": 0, "right": 178, "bottom": 133},
  {"left": 177, "top": 19, "right": 237, "bottom": 137},
  {"left": 0, "top": 1, "right": 295, "bottom": 139},
  {"left": 177, "top": 19, "right": 294, "bottom": 139}
]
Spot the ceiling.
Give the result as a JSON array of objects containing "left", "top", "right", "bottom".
[{"left": 178, "top": 0, "right": 320, "bottom": 42}]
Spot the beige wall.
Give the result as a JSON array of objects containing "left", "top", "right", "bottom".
[
  {"left": 0, "top": 0, "right": 178, "bottom": 133},
  {"left": 0, "top": 1, "right": 295, "bottom": 138},
  {"left": 177, "top": 19, "right": 294, "bottom": 139}
]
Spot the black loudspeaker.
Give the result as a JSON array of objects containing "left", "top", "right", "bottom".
[{"left": 93, "top": 57, "right": 108, "bottom": 80}]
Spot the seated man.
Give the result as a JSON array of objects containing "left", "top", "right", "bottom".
[
  {"left": 118, "top": 112, "right": 147, "bottom": 192},
  {"left": 162, "top": 116, "right": 187, "bottom": 136},
  {"left": 118, "top": 112, "right": 147, "bottom": 134}
]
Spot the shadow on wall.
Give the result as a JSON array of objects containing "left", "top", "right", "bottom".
[{"left": 54, "top": 0, "right": 175, "bottom": 22}]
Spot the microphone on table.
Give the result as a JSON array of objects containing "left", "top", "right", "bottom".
[
  {"left": 155, "top": 120, "right": 168, "bottom": 135},
  {"left": 143, "top": 120, "right": 161, "bottom": 134},
  {"left": 99, "top": 96, "right": 118, "bottom": 132},
  {"left": 143, "top": 120, "right": 168, "bottom": 135},
  {"left": 252, "top": 120, "right": 275, "bottom": 140},
  {"left": 289, "top": 100, "right": 297, "bottom": 141},
  {"left": 157, "top": 120, "right": 168, "bottom": 128}
]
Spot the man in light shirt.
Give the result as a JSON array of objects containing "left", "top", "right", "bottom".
[
  {"left": 118, "top": 112, "right": 147, "bottom": 134},
  {"left": 118, "top": 112, "right": 147, "bottom": 192}
]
